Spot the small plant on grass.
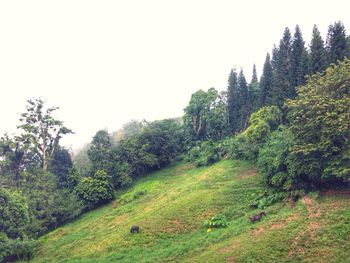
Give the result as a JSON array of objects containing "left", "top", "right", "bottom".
[
  {"left": 204, "top": 214, "right": 228, "bottom": 231},
  {"left": 250, "top": 191, "right": 287, "bottom": 209}
]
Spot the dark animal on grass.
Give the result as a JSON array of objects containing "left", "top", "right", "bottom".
[
  {"left": 130, "top": 225, "right": 140, "bottom": 233},
  {"left": 249, "top": 211, "right": 267, "bottom": 223}
]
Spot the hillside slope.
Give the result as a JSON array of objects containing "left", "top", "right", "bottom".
[{"left": 33, "top": 160, "right": 350, "bottom": 263}]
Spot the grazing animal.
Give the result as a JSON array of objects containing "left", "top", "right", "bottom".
[
  {"left": 249, "top": 211, "right": 267, "bottom": 223},
  {"left": 130, "top": 225, "right": 140, "bottom": 233}
]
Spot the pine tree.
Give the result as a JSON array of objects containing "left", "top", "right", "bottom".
[
  {"left": 271, "top": 45, "right": 279, "bottom": 70},
  {"left": 326, "top": 21, "right": 349, "bottom": 64},
  {"left": 237, "top": 69, "right": 249, "bottom": 130},
  {"left": 309, "top": 25, "right": 327, "bottom": 74},
  {"left": 249, "top": 64, "right": 260, "bottom": 112},
  {"left": 347, "top": 36, "right": 350, "bottom": 58},
  {"left": 251, "top": 64, "right": 258, "bottom": 83},
  {"left": 259, "top": 53, "right": 274, "bottom": 106},
  {"left": 272, "top": 27, "right": 293, "bottom": 107},
  {"left": 227, "top": 69, "right": 239, "bottom": 133},
  {"left": 291, "top": 25, "right": 308, "bottom": 87}
]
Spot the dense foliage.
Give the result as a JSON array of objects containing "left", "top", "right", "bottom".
[
  {"left": 0, "top": 189, "right": 29, "bottom": 239},
  {"left": 76, "top": 170, "right": 114, "bottom": 209},
  {"left": 286, "top": 59, "right": 350, "bottom": 188},
  {"left": 258, "top": 127, "right": 292, "bottom": 190}
]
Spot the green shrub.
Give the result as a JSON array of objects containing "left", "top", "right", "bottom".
[
  {"left": 185, "top": 141, "right": 222, "bottom": 167},
  {"left": 258, "top": 127, "right": 293, "bottom": 190},
  {"left": 0, "top": 189, "right": 30, "bottom": 239},
  {"left": 7, "top": 238, "right": 36, "bottom": 261},
  {"left": 76, "top": 170, "right": 115, "bottom": 209},
  {"left": 0, "top": 233, "right": 36, "bottom": 262},
  {"left": 204, "top": 214, "right": 228, "bottom": 229},
  {"left": 0, "top": 232, "right": 10, "bottom": 260},
  {"left": 227, "top": 134, "right": 258, "bottom": 161},
  {"left": 250, "top": 191, "right": 287, "bottom": 209}
]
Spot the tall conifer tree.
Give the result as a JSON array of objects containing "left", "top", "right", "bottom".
[
  {"left": 259, "top": 53, "right": 274, "bottom": 106},
  {"left": 326, "top": 21, "right": 349, "bottom": 64},
  {"left": 251, "top": 64, "right": 258, "bottom": 83},
  {"left": 291, "top": 25, "right": 308, "bottom": 87},
  {"left": 227, "top": 69, "right": 239, "bottom": 133},
  {"left": 309, "top": 25, "right": 327, "bottom": 74},
  {"left": 272, "top": 27, "right": 293, "bottom": 107},
  {"left": 249, "top": 64, "right": 260, "bottom": 112},
  {"left": 237, "top": 69, "right": 249, "bottom": 130}
]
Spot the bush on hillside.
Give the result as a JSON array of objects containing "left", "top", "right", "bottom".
[
  {"left": 258, "top": 126, "right": 293, "bottom": 190},
  {"left": 76, "top": 170, "right": 114, "bottom": 209},
  {"left": 204, "top": 214, "right": 228, "bottom": 229},
  {"left": 0, "top": 233, "right": 36, "bottom": 262},
  {"left": 185, "top": 141, "right": 222, "bottom": 167}
]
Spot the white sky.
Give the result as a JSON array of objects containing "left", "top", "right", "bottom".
[{"left": 1, "top": 0, "right": 349, "bottom": 150}]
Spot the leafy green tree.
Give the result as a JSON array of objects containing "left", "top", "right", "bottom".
[
  {"left": 137, "top": 119, "right": 183, "bottom": 167},
  {"left": 87, "top": 130, "right": 114, "bottom": 175},
  {"left": 287, "top": 59, "right": 350, "bottom": 187},
  {"left": 18, "top": 98, "right": 73, "bottom": 171},
  {"left": 291, "top": 25, "right": 308, "bottom": 87},
  {"left": 206, "top": 91, "right": 229, "bottom": 140},
  {"left": 259, "top": 53, "right": 274, "bottom": 107},
  {"left": 0, "top": 134, "right": 26, "bottom": 189},
  {"left": 184, "top": 88, "right": 227, "bottom": 140},
  {"left": 76, "top": 170, "right": 114, "bottom": 209},
  {"left": 309, "top": 25, "right": 327, "bottom": 74},
  {"left": 326, "top": 21, "right": 349, "bottom": 64},
  {"left": 229, "top": 106, "right": 282, "bottom": 161},
  {"left": 0, "top": 189, "right": 30, "bottom": 239},
  {"left": 243, "top": 105, "right": 282, "bottom": 144}
]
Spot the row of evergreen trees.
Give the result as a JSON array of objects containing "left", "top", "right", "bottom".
[{"left": 227, "top": 22, "right": 350, "bottom": 133}]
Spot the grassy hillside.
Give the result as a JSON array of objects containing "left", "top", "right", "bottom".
[{"left": 33, "top": 160, "right": 350, "bottom": 263}]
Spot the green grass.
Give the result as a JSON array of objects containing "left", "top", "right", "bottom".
[{"left": 33, "top": 160, "right": 350, "bottom": 262}]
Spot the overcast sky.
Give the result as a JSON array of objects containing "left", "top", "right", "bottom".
[{"left": 1, "top": 0, "right": 349, "bottom": 150}]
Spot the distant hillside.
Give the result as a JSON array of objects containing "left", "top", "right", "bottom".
[{"left": 33, "top": 160, "right": 350, "bottom": 262}]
